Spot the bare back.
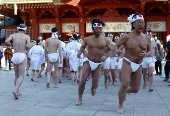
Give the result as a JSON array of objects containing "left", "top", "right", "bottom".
[
  {"left": 45, "top": 38, "right": 61, "bottom": 54},
  {"left": 6, "top": 32, "right": 30, "bottom": 53},
  {"left": 117, "top": 33, "right": 150, "bottom": 64},
  {"left": 83, "top": 35, "right": 111, "bottom": 63},
  {"left": 40, "top": 41, "right": 45, "bottom": 49}
]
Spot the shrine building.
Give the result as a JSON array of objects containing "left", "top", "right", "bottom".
[{"left": 0, "top": 0, "right": 169, "bottom": 43}]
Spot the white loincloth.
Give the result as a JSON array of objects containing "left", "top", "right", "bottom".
[
  {"left": 11, "top": 53, "right": 26, "bottom": 65},
  {"left": 48, "top": 53, "right": 59, "bottom": 63},
  {"left": 117, "top": 58, "right": 123, "bottom": 69},
  {"left": 123, "top": 57, "right": 142, "bottom": 72},
  {"left": 102, "top": 57, "right": 110, "bottom": 69},
  {"left": 84, "top": 58, "right": 102, "bottom": 71},
  {"left": 142, "top": 57, "right": 157, "bottom": 68},
  {"left": 110, "top": 57, "right": 118, "bottom": 69}
]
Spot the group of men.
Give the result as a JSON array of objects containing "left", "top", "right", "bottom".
[{"left": 5, "top": 13, "right": 160, "bottom": 114}]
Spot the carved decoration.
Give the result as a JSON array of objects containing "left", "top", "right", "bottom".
[
  {"left": 146, "top": 21, "right": 166, "bottom": 32},
  {"left": 86, "top": 22, "right": 131, "bottom": 33},
  {"left": 103, "top": 9, "right": 120, "bottom": 17},
  {"left": 62, "top": 23, "right": 79, "bottom": 33},
  {"left": 39, "top": 23, "right": 55, "bottom": 33}
]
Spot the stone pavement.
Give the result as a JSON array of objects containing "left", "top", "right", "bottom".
[{"left": 0, "top": 69, "right": 170, "bottom": 116}]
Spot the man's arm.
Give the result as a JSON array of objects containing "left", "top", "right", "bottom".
[
  {"left": 26, "top": 36, "right": 31, "bottom": 49},
  {"left": 58, "top": 41, "right": 62, "bottom": 64},
  {"left": 5, "top": 34, "right": 13, "bottom": 46},
  {"left": 44, "top": 39, "right": 48, "bottom": 60},
  {"left": 77, "top": 37, "right": 87, "bottom": 57},
  {"left": 104, "top": 37, "right": 114, "bottom": 58},
  {"left": 144, "top": 36, "right": 152, "bottom": 57}
]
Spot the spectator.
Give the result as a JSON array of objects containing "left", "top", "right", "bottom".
[
  {"left": 163, "top": 39, "right": 170, "bottom": 81},
  {"left": 0, "top": 48, "right": 3, "bottom": 68},
  {"left": 4, "top": 46, "right": 13, "bottom": 70},
  {"left": 155, "top": 43, "right": 164, "bottom": 76}
]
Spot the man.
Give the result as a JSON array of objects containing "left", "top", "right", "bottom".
[
  {"left": 44, "top": 27, "right": 62, "bottom": 88},
  {"left": 29, "top": 40, "right": 44, "bottom": 82},
  {"left": 4, "top": 46, "right": 13, "bottom": 70},
  {"left": 0, "top": 48, "right": 3, "bottom": 68},
  {"left": 142, "top": 31, "right": 158, "bottom": 91},
  {"left": 102, "top": 33, "right": 115, "bottom": 89},
  {"left": 26, "top": 39, "right": 36, "bottom": 76},
  {"left": 38, "top": 36, "right": 46, "bottom": 78},
  {"left": 163, "top": 39, "right": 170, "bottom": 82},
  {"left": 75, "top": 19, "right": 112, "bottom": 106},
  {"left": 66, "top": 34, "right": 81, "bottom": 85},
  {"left": 5, "top": 24, "right": 31, "bottom": 99},
  {"left": 116, "top": 14, "right": 151, "bottom": 114}
]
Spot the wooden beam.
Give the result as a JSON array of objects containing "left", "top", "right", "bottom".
[{"left": 85, "top": 3, "right": 140, "bottom": 11}]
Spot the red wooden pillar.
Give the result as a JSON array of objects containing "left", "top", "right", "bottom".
[
  {"left": 167, "top": 3, "right": 170, "bottom": 38},
  {"left": 55, "top": 18, "right": 61, "bottom": 34},
  {"left": 79, "top": 17, "right": 85, "bottom": 40},
  {"left": 32, "top": 18, "right": 39, "bottom": 40}
]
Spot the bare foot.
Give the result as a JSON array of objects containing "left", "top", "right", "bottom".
[
  {"left": 17, "top": 91, "right": 22, "bottom": 96},
  {"left": 104, "top": 82, "right": 108, "bottom": 89},
  {"left": 117, "top": 107, "right": 123, "bottom": 114},
  {"left": 54, "top": 86, "right": 58, "bottom": 88},
  {"left": 75, "top": 99, "right": 82, "bottom": 106},
  {"left": 143, "top": 82, "right": 146, "bottom": 89},
  {"left": 91, "top": 89, "right": 96, "bottom": 96},
  {"left": 149, "top": 89, "right": 154, "bottom": 92},
  {"left": 46, "top": 82, "right": 50, "bottom": 88},
  {"left": 12, "top": 92, "right": 18, "bottom": 100}
]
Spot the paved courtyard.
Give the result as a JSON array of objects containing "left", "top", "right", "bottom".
[{"left": 0, "top": 68, "right": 170, "bottom": 116}]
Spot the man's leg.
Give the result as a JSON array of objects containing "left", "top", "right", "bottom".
[
  {"left": 91, "top": 64, "right": 102, "bottom": 95},
  {"left": 155, "top": 61, "right": 159, "bottom": 74},
  {"left": 164, "top": 61, "right": 169, "bottom": 81},
  {"left": 58, "top": 67, "right": 62, "bottom": 83},
  {"left": 53, "top": 61, "right": 59, "bottom": 88},
  {"left": 39, "top": 63, "right": 45, "bottom": 77},
  {"left": 26, "top": 58, "right": 30, "bottom": 76},
  {"left": 13, "top": 59, "right": 26, "bottom": 99},
  {"left": 75, "top": 62, "right": 91, "bottom": 106},
  {"left": 110, "top": 69, "right": 116, "bottom": 85},
  {"left": 158, "top": 61, "right": 162, "bottom": 75},
  {"left": 148, "top": 66, "right": 154, "bottom": 91},
  {"left": 104, "top": 69, "right": 109, "bottom": 89},
  {"left": 143, "top": 68, "right": 148, "bottom": 89},
  {"left": 117, "top": 61, "right": 131, "bottom": 114},
  {"left": 46, "top": 61, "right": 53, "bottom": 88}
]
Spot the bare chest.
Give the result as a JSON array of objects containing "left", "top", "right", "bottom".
[
  {"left": 125, "top": 38, "right": 148, "bottom": 50},
  {"left": 87, "top": 39, "right": 106, "bottom": 50}
]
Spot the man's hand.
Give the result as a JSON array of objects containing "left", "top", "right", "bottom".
[
  {"left": 100, "top": 56, "right": 106, "bottom": 62},
  {"left": 77, "top": 52, "right": 81, "bottom": 58},
  {"left": 139, "top": 51, "right": 146, "bottom": 58}
]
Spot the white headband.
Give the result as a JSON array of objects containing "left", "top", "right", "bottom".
[
  {"left": 51, "top": 32, "right": 58, "bottom": 39},
  {"left": 146, "top": 32, "right": 152, "bottom": 35},
  {"left": 120, "top": 33, "right": 125, "bottom": 37},
  {"left": 93, "top": 23, "right": 102, "bottom": 27},
  {"left": 127, "top": 14, "right": 144, "bottom": 27},
  {"left": 115, "top": 36, "right": 120, "bottom": 39},
  {"left": 107, "top": 33, "right": 113, "bottom": 37},
  {"left": 17, "top": 27, "right": 27, "bottom": 30}
]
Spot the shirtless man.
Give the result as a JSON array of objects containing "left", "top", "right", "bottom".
[
  {"left": 116, "top": 14, "right": 151, "bottom": 113},
  {"left": 110, "top": 36, "right": 125, "bottom": 85},
  {"left": 38, "top": 36, "right": 46, "bottom": 78},
  {"left": 142, "top": 31, "right": 158, "bottom": 91},
  {"left": 45, "top": 27, "right": 62, "bottom": 88},
  {"left": 103, "top": 33, "right": 115, "bottom": 89},
  {"left": 5, "top": 24, "right": 31, "bottom": 99},
  {"left": 75, "top": 19, "right": 112, "bottom": 106}
]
